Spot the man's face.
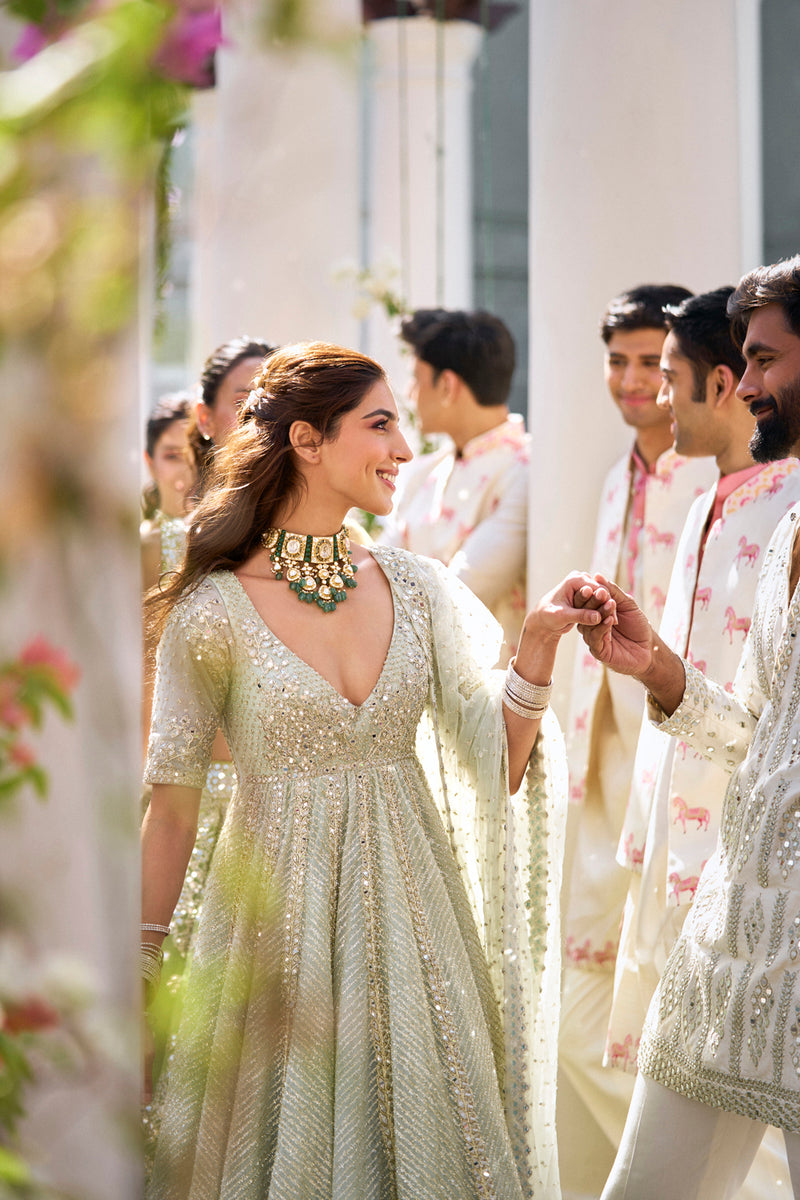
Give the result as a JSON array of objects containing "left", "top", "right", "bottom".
[
  {"left": 604, "top": 328, "right": 671, "bottom": 434},
  {"left": 657, "top": 330, "right": 711, "bottom": 457},
  {"left": 408, "top": 357, "right": 448, "bottom": 435},
  {"left": 739, "top": 303, "right": 800, "bottom": 462}
]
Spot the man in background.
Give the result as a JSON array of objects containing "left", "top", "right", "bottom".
[
  {"left": 381, "top": 308, "right": 527, "bottom": 664},
  {"left": 606, "top": 285, "right": 799, "bottom": 1197},
  {"left": 558, "top": 284, "right": 716, "bottom": 1198}
]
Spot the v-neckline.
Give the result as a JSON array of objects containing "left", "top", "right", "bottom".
[{"left": 223, "top": 555, "right": 398, "bottom": 711}]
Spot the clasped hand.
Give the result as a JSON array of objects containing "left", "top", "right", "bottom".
[
  {"left": 525, "top": 572, "right": 617, "bottom": 641},
  {"left": 572, "top": 573, "right": 654, "bottom": 676}
]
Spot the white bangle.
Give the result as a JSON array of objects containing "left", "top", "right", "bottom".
[
  {"left": 503, "top": 688, "right": 548, "bottom": 720},
  {"left": 141, "top": 922, "right": 170, "bottom": 935},
  {"left": 506, "top": 659, "right": 552, "bottom": 709},
  {"left": 141, "top": 944, "right": 164, "bottom": 1004}
]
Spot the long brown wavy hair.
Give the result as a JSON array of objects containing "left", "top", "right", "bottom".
[{"left": 147, "top": 341, "right": 385, "bottom": 638}]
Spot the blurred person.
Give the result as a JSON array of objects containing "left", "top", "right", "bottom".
[
  {"left": 189, "top": 336, "right": 278, "bottom": 494},
  {"left": 558, "top": 284, "right": 717, "bottom": 1197},
  {"left": 381, "top": 308, "right": 527, "bottom": 664},
  {"left": 575, "top": 255, "right": 800, "bottom": 1199},
  {"left": 141, "top": 340, "right": 612, "bottom": 1199},
  {"left": 140, "top": 391, "right": 197, "bottom": 592},
  {"left": 607, "top": 286, "right": 800, "bottom": 1196}
]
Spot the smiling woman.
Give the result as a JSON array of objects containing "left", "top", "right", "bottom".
[{"left": 139, "top": 340, "right": 602, "bottom": 1199}]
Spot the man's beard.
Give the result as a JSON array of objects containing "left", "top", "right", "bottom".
[{"left": 749, "top": 377, "right": 800, "bottom": 462}]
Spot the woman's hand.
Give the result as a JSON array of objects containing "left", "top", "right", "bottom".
[
  {"left": 505, "top": 573, "right": 615, "bottom": 793},
  {"left": 522, "top": 572, "right": 617, "bottom": 644}
]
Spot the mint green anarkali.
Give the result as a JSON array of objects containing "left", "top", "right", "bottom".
[{"left": 144, "top": 546, "right": 566, "bottom": 1200}]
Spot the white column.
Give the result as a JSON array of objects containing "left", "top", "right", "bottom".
[
  {"left": 527, "top": 0, "right": 748, "bottom": 712},
  {"left": 189, "top": 0, "right": 363, "bottom": 374},
  {"left": 363, "top": 16, "right": 483, "bottom": 395}
]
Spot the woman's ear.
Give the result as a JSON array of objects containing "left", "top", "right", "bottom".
[
  {"left": 289, "top": 420, "right": 323, "bottom": 463},
  {"left": 195, "top": 399, "right": 213, "bottom": 440}
]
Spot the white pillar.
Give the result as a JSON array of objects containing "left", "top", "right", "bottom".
[
  {"left": 527, "top": 0, "right": 748, "bottom": 713},
  {"left": 189, "top": 0, "right": 363, "bottom": 373},
  {"left": 363, "top": 16, "right": 483, "bottom": 394}
]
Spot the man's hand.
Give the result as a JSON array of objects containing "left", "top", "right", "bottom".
[
  {"left": 523, "top": 572, "right": 617, "bottom": 644},
  {"left": 576, "top": 575, "right": 654, "bottom": 676}
]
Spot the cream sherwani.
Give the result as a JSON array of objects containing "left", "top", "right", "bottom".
[
  {"left": 557, "top": 445, "right": 715, "bottom": 1195},
  {"left": 381, "top": 415, "right": 529, "bottom": 662}
]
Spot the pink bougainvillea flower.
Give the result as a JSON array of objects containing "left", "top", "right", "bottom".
[
  {"left": 2, "top": 996, "right": 60, "bottom": 1035},
  {"left": 19, "top": 637, "right": 81, "bottom": 694},
  {"left": 11, "top": 23, "right": 50, "bottom": 63},
  {"left": 8, "top": 741, "right": 37, "bottom": 769},
  {"left": 153, "top": 7, "right": 223, "bottom": 88},
  {"left": 0, "top": 678, "right": 27, "bottom": 730},
  {"left": 0, "top": 698, "right": 28, "bottom": 731}
]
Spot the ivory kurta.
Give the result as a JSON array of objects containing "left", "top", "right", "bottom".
[
  {"left": 381, "top": 416, "right": 529, "bottom": 660},
  {"left": 608, "top": 458, "right": 800, "bottom": 1072},
  {"left": 563, "top": 447, "right": 714, "bottom": 965},
  {"left": 640, "top": 505, "right": 800, "bottom": 1131},
  {"left": 557, "top": 446, "right": 714, "bottom": 1190},
  {"left": 144, "top": 546, "right": 567, "bottom": 1200}
]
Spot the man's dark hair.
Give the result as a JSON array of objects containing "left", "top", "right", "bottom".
[
  {"left": 600, "top": 284, "right": 694, "bottom": 344},
  {"left": 400, "top": 308, "right": 515, "bottom": 407},
  {"left": 664, "top": 287, "right": 744, "bottom": 397},
  {"left": 727, "top": 255, "right": 800, "bottom": 347}
]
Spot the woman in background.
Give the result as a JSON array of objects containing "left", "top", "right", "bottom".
[{"left": 140, "top": 391, "right": 197, "bottom": 591}]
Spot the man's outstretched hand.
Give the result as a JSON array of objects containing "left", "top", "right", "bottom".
[{"left": 575, "top": 574, "right": 654, "bottom": 676}]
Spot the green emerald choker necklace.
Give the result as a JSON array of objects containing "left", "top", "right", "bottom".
[{"left": 262, "top": 526, "right": 358, "bottom": 613}]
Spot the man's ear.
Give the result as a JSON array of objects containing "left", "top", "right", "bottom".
[
  {"left": 709, "top": 363, "right": 736, "bottom": 408},
  {"left": 439, "top": 368, "right": 460, "bottom": 406},
  {"left": 289, "top": 420, "right": 323, "bottom": 463}
]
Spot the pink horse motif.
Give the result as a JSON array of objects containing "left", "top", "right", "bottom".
[
  {"left": 672, "top": 795, "right": 711, "bottom": 832},
  {"left": 695, "top": 587, "right": 712, "bottom": 610},
  {"left": 608, "top": 1033, "right": 633, "bottom": 1069},
  {"left": 645, "top": 524, "right": 675, "bottom": 552},
  {"left": 593, "top": 940, "right": 617, "bottom": 967},
  {"left": 623, "top": 832, "right": 644, "bottom": 868},
  {"left": 669, "top": 871, "right": 700, "bottom": 902},
  {"left": 650, "top": 586, "right": 666, "bottom": 611},
  {"left": 565, "top": 936, "right": 591, "bottom": 964},
  {"left": 724, "top": 606, "right": 751, "bottom": 643},
  {"left": 736, "top": 535, "right": 760, "bottom": 567}
]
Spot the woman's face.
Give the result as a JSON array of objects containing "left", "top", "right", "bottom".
[
  {"left": 316, "top": 380, "right": 413, "bottom": 517},
  {"left": 199, "top": 356, "right": 264, "bottom": 446},
  {"left": 145, "top": 418, "right": 195, "bottom": 518}
]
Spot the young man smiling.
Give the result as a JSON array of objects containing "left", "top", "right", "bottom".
[{"left": 558, "top": 284, "right": 717, "bottom": 1198}]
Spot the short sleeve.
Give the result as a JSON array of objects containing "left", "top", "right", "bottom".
[{"left": 144, "top": 578, "right": 233, "bottom": 789}]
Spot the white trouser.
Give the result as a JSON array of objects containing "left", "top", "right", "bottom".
[{"left": 601, "top": 1073, "right": 800, "bottom": 1200}]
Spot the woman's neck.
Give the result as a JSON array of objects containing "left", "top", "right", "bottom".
[{"left": 270, "top": 498, "right": 350, "bottom": 536}]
